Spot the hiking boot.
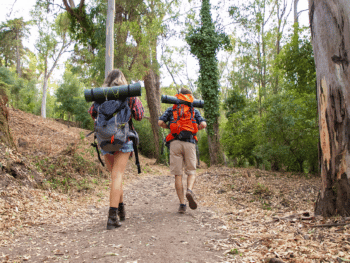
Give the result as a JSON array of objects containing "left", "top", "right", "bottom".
[
  {"left": 107, "top": 209, "right": 121, "bottom": 230},
  {"left": 178, "top": 204, "right": 187, "bottom": 214},
  {"left": 186, "top": 189, "right": 197, "bottom": 210},
  {"left": 118, "top": 204, "right": 126, "bottom": 221}
]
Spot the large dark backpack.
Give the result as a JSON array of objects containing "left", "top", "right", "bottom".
[
  {"left": 94, "top": 99, "right": 138, "bottom": 152},
  {"left": 90, "top": 99, "right": 141, "bottom": 173}
]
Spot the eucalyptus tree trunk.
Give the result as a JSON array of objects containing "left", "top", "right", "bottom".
[
  {"left": 143, "top": 69, "right": 161, "bottom": 161},
  {"left": 41, "top": 70, "right": 49, "bottom": 119},
  {"left": 16, "top": 31, "right": 21, "bottom": 78},
  {"left": 105, "top": 0, "right": 115, "bottom": 78},
  {"left": 309, "top": 0, "right": 350, "bottom": 216},
  {"left": 294, "top": 0, "right": 299, "bottom": 24},
  {"left": 0, "top": 83, "right": 15, "bottom": 148},
  {"left": 40, "top": 40, "right": 67, "bottom": 119}
]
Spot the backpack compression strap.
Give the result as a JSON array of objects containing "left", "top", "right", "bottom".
[
  {"left": 86, "top": 130, "right": 105, "bottom": 167},
  {"left": 91, "top": 139, "right": 105, "bottom": 167},
  {"left": 129, "top": 119, "right": 141, "bottom": 174}
]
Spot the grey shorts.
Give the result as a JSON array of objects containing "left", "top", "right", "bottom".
[
  {"left": 100, "top": 140, "right": 134, "bottom": 156},
  {"left": 169, "top": 140, "right": 197, "bottom": 176}
]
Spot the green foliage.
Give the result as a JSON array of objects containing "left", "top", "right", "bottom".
[
  {"left": 223, "top": 91, "right": 318, "bottom": 172},
  {"left": 222, "top": 11, "right": 318, "bottom": 174},
  {"left": 277, "top": 25, "right": 316, "bottom": 94},
  {"left": 222, "top": 102, "right": 261, "bottom": 167},
  {"left": 133, "top": 119, "right": 157, "bottom": 158},
  {"left": 197, "top": 129, "right": 210, "bottom": 166},
  {"left": 17, "top": 79, "right": 38, "bottom": 113},
  {"left": 66, "top": 5, "right": 98, "bottom": 49},
  {"left": 0, "top": 67, "right": 39, "bottom": 112},
  {"left": 256, "top": 92, "right": 318, "bottom": 172},
  {"left": 186, "top": 0, "right": 231, "bottom": 136},
  {"left": 0, "top": 18, "right": 30, "bottom": 68},
  {"left": 55, "top": 71, "right": 93, "bottom": 129},
  {"left": 223, "top": 90, "right": 246, "bottom": 118},
  {"left": 0, "top": 67, "right": 15, "bottom": 88},
  {"left": 0, "top": 80, "right": 10, "bottom": 99}
]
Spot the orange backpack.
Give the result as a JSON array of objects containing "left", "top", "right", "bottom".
[{"left": 165, "top": 93, "right": 199, "bottom": 143}]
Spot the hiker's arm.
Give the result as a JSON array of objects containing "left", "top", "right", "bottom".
[
  {"left": 198, "top": 121, "right": 207, "bottom": 130},
  {"left": 88, "top": 103, "right": 97, "bottom": 120},
  {"left": 194, "top": 109, "right": 206, "bottom": 130},
  {"left": 129, "top": 97, "right": 144, "bottom": 121},
  {"left": 158, "top": 107, "right": 172, "bottom": 129},
  {"left": 158, "top": 120, "right": 169, "bottom": 129}
]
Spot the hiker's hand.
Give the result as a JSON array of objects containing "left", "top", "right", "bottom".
[
  {"left": 198, "top": 121, "right": 207, "bottom": 130},
  {"left": 158, "top": 120, "right": 169, "bottom": 129}
]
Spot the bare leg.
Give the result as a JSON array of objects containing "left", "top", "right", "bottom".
[
  {"left": 187, "top": 173, "right": 196, "bottom": 191},
  {"left": 175, "top": 175, "right": 185, "bottom": 204},
  {"left": 104, "top": 154, "right": 114, "bottom": 172},
  {"left": 109, "top": 152, "right": 129, "bottom": 208},
  {"left": 104, "top": 154, "right": 124, "bottom": 204}
]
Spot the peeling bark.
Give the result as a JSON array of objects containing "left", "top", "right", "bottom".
[{"left": 309, "top": 0, "right": 350, "bottom": 216}]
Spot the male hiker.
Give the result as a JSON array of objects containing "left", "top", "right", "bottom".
[{"left": 158, "top": 88, "right": 207, "bottom": 213}]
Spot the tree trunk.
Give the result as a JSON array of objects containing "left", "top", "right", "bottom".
[
  {"left": 208, "top": 121, "right": 224, "bottom": 166},
  {"left": 294, "top": 0, "right": 299, "bottom": 24},
  {"left": 143, "top": 69, "right": 161, "bottom": 161},
  {"left": 105, "top": 0, "right": 115, "bottom": 78},
  {"left": 16, "top": 31, "right": 21, "bottom": 78},
  {"left": 0, "top": 83, "right": 15, "bottom": 148},
  {"left": 309, "top": 0, "right": 350, "bottom": 217},
  {"left": 41, "top": 76, "right": 48, "bottom": 119}
]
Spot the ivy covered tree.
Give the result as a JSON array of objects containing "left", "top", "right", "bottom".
[{"left": 186, "top": 0, "right": 230, "bottom": 165}]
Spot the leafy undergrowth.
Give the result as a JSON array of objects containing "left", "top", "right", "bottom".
[{"left": 195, "top": 166, "right": 350, "bottom": 262}]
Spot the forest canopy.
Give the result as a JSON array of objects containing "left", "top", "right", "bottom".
[{"left": 0, "top": 0, "right": 317, "bottom": 173}]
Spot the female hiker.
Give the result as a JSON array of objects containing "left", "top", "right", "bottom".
[{"left": 88, "top": 69, "right": 144, "bottom": 230}]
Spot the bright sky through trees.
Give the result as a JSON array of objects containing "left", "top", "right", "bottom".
[{"left": 0, "top": 0, "right": 310, "bottom": 86}]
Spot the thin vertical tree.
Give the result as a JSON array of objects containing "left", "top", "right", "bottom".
[
  {"left": 105, "top": 0, "right": 115, "bottom": 77},
  {"left": 32, "top": 4, "right": 71, "bottom": 119},
  {"left": 309, "top": 0, "right": 350, "bottom": 216},
  {"left": 186, "top": 0, "right": 230, "bottom": 165}
]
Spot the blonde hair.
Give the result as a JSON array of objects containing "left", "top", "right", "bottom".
[{"left": 102, "top": 69, "right": 128, "bottom": 87}]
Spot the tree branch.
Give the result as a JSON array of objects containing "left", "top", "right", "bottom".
[{"left": 297, "top": 9, "right": 309, "bottom": 16}]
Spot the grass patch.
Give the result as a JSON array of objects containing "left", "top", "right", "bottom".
[{"left": 253, "top": 183, "right": 271, "bottom": 197}]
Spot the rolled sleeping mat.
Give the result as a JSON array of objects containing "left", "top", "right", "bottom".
[
  {"left": 84, "top": 82, "right": 142, "bottom": 102},
  {"left": 161, "top": 95, "right": 204, "bottom": 108}
]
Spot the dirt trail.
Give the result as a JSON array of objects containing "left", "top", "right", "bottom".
[{"left": 0, "top": 172, "right": 228, "bottom": 263}]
